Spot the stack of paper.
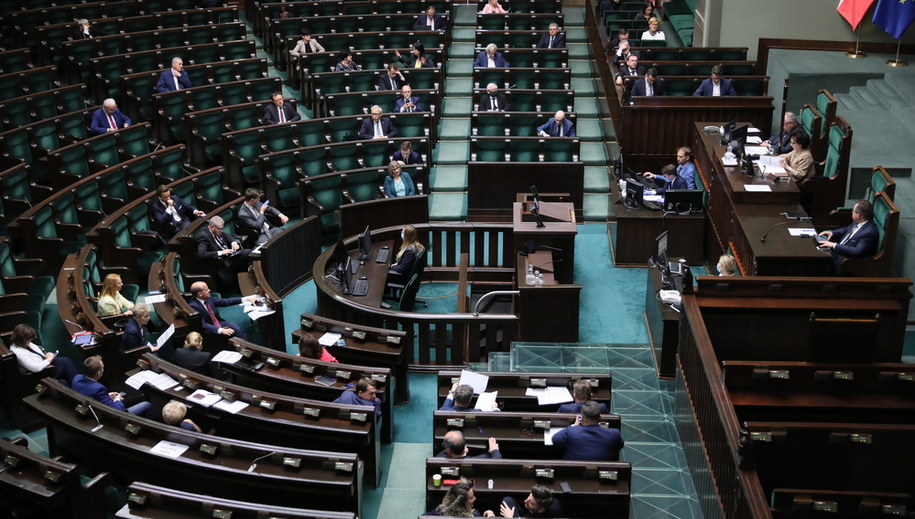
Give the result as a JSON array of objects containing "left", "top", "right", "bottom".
[
  {"left": 125, "top": 370, "right": 179, "bottom": 391},
  {"left": 473, "top": 391, "right": 499, "bottom": 411},
  {"left": 525, "top": 387, "right": 573, "bottom": 405},
  {"left": 212, "top": 350, "right": 244, "bottom": 364},
  {"left": 188, "top": 389, "right": 222, "bottom": 408},
  {"left": 318, "top": 332, "right": 342, "bottom": 347}
]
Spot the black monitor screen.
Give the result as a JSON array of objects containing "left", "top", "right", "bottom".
[
  {"left": 359, "top": 225, "right": 372, "bottom": 260},
  {"left": 329, "top": 239, "right": 347, "bottom": 272},
  {"left": 340, "top": 256, "right": 354, "bottom": 294},
  {"left": 624, "top": 177, "right": 644, "bottom": 208},
  {"left": 729, "top": 124, "right": 749, "bottom": 153},
  {"left": 655, "top": 230, "right": 668, "bottom": 265},
  {"left": 663, "top": 189, "right": 704, "bottom": 213},
  {"left": 720, "top": 121, "right": 736, "bottom": 145}
]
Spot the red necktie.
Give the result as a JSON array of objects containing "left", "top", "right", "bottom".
[
  {"left": 108, "top": 114, "right": 117, "bottom": 129},
  {"left": 204, "top": 301, "right": 220, "bottom": 327}
]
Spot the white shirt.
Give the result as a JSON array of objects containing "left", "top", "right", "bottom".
[
  {"left": 487, "top": 56, "right": 496, "bottom": 68},
  {"left": 640, "top": 30, "right": 666, "bottom": 41},
  {"left": 11, "top": 343, "right": 51, "bottom": 374},
  {"left": 712, "top": 82, "right": 721, "bottom": 96}
]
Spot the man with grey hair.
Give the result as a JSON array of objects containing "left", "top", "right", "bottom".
[
  {"left": 537, "top": 23, "right": 566, "bottom": 48},
  {"left": 156, "top": 57, "right": 192, "bottom": 92},
  {"left": 73, "top": 18, "right": 103, "bottom": 39},
  {"left": 90, "top": 98, "right": 132, "bottom": 134},
  {"left": 358, "top": 105, "right": 398, "bottom": 139},
  {"left": 764, "top": 111, "right": 803, "bottom": 154},
  {"left": 194, "top": 215, "right": 251, "bottom": 292},
  {"left": 479, "top": 83, "right": 508, "bottom": 111},
  {"left": 473, "top": 43, "right": 510, "bottom": 68}
]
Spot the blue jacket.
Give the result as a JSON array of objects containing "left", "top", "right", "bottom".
[
  {"left": 149, "top": 194, "right": 199, "bottom": 232},
  {"left": 557, "top": 401, "right": 609, "bottom": 414},
  {"left": 121, "top": 317, "right": 151, "bottom": 351},
  {"left": 830, "top": 220, "right": 879, "bottom": 259},
  {"left": 394, "top": 96, "right": 424, "bottom": 113},
  {"left": 358, "top": 117, "right": 398, "bottom": 140},
  {"left": 391, "top": 150, "right": 423, "bottom": 165},
  {"left": 536, "top": 32, "right": 566, "bottom": 49},
  {"left": 72, "top": 375, "right": 124, "bottom": 410},
  {"left": 389, "top": 245, "right": 418, "bottom": 275},
  {"left": 89, "top": 107, "right": 132, "bottom": 135},
  {"left": 473, "top": 51, "right": 510, "bottom": 68},
  {"left": 187, "top": 296, "right": 242, "bottom": 335},
  {"left": 630, "top": 77, "right": 665, "bottom": 97},
  {"left": 537, "top": 117, "right": 576, "bottom": 137},
  {"left": 694, "top": 77, "right": 737, "bottom": 96},
  {"left": 333, "top": 389, "right": 382, "bottom": 416},
  {"left": 155, "top": 69, "right": 192, "bottom": 93},
  {"left": 384, "top": 171, "right": 416, "bottom": 197},
  {"left": 656, "top": 174, "right": 689, "bottom": 195},
  {"left": 551, "top": 423, "right": 624, "bottom": 461}
]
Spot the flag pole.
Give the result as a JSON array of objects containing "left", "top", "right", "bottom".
[
  {"left": 885, "top": 40, "right": 907, "bottom": 67},
  {"left": 845, "top": 27, "right": 867, "bottom": 58}
]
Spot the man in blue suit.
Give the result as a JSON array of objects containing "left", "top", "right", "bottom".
[
  {"left": 150, "top": 184, "right": 205, "bottom": 236},
  {"left": 394, "top": 85, "right": 424, "bottom": 113},
  {"left": 473, "top": 44, "right": 510, "bottom": 68},
  {"left": 693, "top": 65, "right": 737, "bottom": 96},
  {"left": 817, "top": 200, "right": 879, "bottom": 274},
  {"left": 536, "top": 23, "right": 566, "bottom": 48},
  {"left": 651, "top": 164, "right": 689, "bottom": 195},
  {"left": 413, "top": 5, "right": 448, "bottom": 31},
  {"left": 537, "top": 110, "right": 576, "bottom": 137},
  {"left": 187, "top": 281, "right": 256, "bottom": 339},
  {"left": 89, "top": 98, "right": 132, "bottom": 135},
  {"left": 630, "top": 68, "right": 665, "bottom": 97},
  {"left": 550, "top": 401, "right": 624, "bottom": 461},
  {"left": 358, "top": 105, "right": 398, "bottom": 140},
  {"left": 558, "top": 379, "right": 609, "bottom": 414},
  {"left": 391, "top": 141, "right": 422, "bottom": 165},
  {"left": 72, "top": 355, "right": 151, "bottom": 416},
  {"left": 155, "top": 57, "right": 192, "bottom": 93}
]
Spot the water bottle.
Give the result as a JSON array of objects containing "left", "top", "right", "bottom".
[
  {"left": 679, "top": 258, "right": 693, "bottom": 293},
  {"left": 525, "top": 264, "right": 536, "bottom": 285}
]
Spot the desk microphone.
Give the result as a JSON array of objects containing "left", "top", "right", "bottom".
[
  {"left": 247, "top": 451, "right": 278, "bottom": 473},
  {"left": 760, "top": 221, "right": 794, "bottom": 243},
  {"left": 534, "top": 259, "right": 563, "bottom": 272},
  {"left": 63, "top": 319, "right": 84, "bottom": 331},
  {"left": 88, "top": 404, "right": 103, "bottom": 433}
]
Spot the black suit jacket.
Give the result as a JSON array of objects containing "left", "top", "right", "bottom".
[
  {"left": 358, "top": 117, "right": 398, "bottom": 140},
  {"left": 174, "top": 347, "right": 213, "bottom": 376},
  {"left": 376, "top": 74, "right": 407, "bottom": 91},
  {"left": 413, "top": 14, "right": 447, "bottom": 31},
  {"left": 149, "top": 195, "right": 199, "bottom": 233},
  {"left": 536, "top": 32, "right": 566, "bottom": 48},
  {"left": 478, "top": 93, "right": 508, "bottom": 111},
  {"left": 262, "top": 103, "right": 301, "bottom": 124},
  {"left": 195, "top": 227, "right": 242, "bottom": 260},
  {"left": 187, "top": 296, "right": 242, "bottom": 334},
  {"left": 630, "top": 77, "right": 665, "bottom": 97}
]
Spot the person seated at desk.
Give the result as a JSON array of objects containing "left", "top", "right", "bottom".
[
  {"left": 717, "top": 254, "right": 738, "bottom": 276},
  {"left": 72, "top": 355, "right": 152, "bottom": 416},
  {"left": 763, "top": 112, "right": 803, "bottom": 155},
  {"left": 641, "top": 17, "right": 666, "bottom": 41},
  {"left": 162, "top": 400, "right": 202, "bottom": 432},
  {"left": 394, "top": 44, "right": 437, "bottom": 69},
  {"left": 174, "top": 331, "right": 213, "bottom": 376},
  {"left": 384, "top": 161, "right": 417, "bottom": 198},
  {"left": 333, "top": 377, "right": 382, "bottom": 416},
  {"left": 634, "top": 4, "right": 655, "bottom": 23},
  {"left": 644, "top": 146, "right": 697, "bottom": 189},
  {"left": 694, "top": 65, "right": 738, "bottom": 96},
  {"left": 817, "top": 199, "right": 879, "bottom": 275},
  {"left": 97, "top": 273, "right": 135, "bottom": 317},
  {"left": 644, "top": 164, "right": 688, "bottom": 195},
  {"left": 427, "top": 478, "right": 484, "bottom": 517},
  {"left": 436, "top": 430, "right": 502, "bottom": 459},
  {"left": 391, "top": 141, "right": 423, "bottom": 165},
  {"left": 387, "top": 224, "right": 424, "bottom": 284},
  {"left": 774, "top": 132, "right": 815, "bottom": 182},
  {"left": 73, "top": 18, "right": 104, "bottom": 39},
  {"left": 289, "top": 32, "right": 325, "bottom": 55},
  {"left": 121, "top": 303, "right": 162, "bottom": 352},
  {"left": 537, "top": 23, "right": 566, "bottom": 49},
  {"left": 609, "top": 28, "right": 631, "bottom": 56},
  {"left": 481, "top": 0, "right": 507, "bottom": 14},
  {"left": 150, "top": 184, "right": 205, "bottom": 237},
  {"left": 187, "top": 281, "right": 254, "bottom": 339},
  {"left": 262, "top": 92, "right": 301, "bottom": 125},
  {"left": 551, "top": 400, "right": 624, "bottom": 461},
  {"left": 557, "top": 379, "right": 609, "bottom": 414},
  {"left": 537, "top": 110, "right": 575, "bottom": 137},
  {"left": 615, "top": 54, "right": 644, "bottom": 85},
  {"left": 394, "top": 85, "right": 425, "bottom": 113},
  {"left": 414, "top": 5, "right": 448, "bottom": 31},
  {"left": 484, "top": 485, "right": 565, "bottom": 518},
  {"left": 334, "top": 52, "right": 361, "bottom": 72},
  {"left": 479, "top": 83, "right": 509, "bottom": 112},
  {"left": 195, "top": 216, "right": 252, "bottom": 292},
  {"left": 630, "top": 67, "right": 665, "bottom": 97},
  {"left": 474, "top": 44, "right": 510, "bottom": 68},
  {"left": 9, "top": 324, "right": 78, "bottom": 385},
  {"left": 237, "top": 188, "right": 289, "bottom": 246},
  {"left": 90, "top": 98, "right": 131, "bottom": 135},
  {"left": 298, "top": 334, "right": 338, "bottom": 363},
  {"left": 155, "top": 57, "right": 191, "bottom": 93},
  {"left": 377, "top": 63, "right": 407, "bottom": 91},
  {"left": 440, "top": 383, "right": 499, "bottom": 411},
  {"left": 358, "top": 105, "right": 398, "bottom": 140}
]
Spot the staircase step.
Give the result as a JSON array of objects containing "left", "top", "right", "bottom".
[
  {"left": 570, "top": 59, "right": 595, "bottom": 78},
  {"left": 565, "top": 27, "right": 588, "bottom": 43},
  {"left": 446, "top": 59, "right": 474, "bottom": 76},
  {"left": 429, "top": 192, "right": 467, "bottom": 220},
  {"left": 568, "top": 43, "right": 591, "bottom": 59},
  {"left": 433, "top": 140, "right": 471, "bottom": 164},
  {"left": 451, "top": 27, "right": 477, "bottom": 41},
  {"left": 449, "top": 42, "right": 476, "bottom": 57},
  {"left": 442, "top": 97, "right": 473, "bottom": 116},
  {"left": 584, "top": 165, "right": 610, "bottom": 192},
  {"left": 574, "top": 97, "right": 600, "bottom": 117},
  {"left": 453, "top": 4, "right": 479, "bottom": 26},
  {"left": 583, "top": 193, "right": 610, "bottom": 221},
  {"left": 430, "top": 165, "right": 469, "bottom": 191},
  {"left": 581, "top": 141, "right": 609, "bottom": 165},
  {"left": 445, "top": 78, "right": 473, "bottom": 97},
  {"left": 848, "top": 85, "right": 881, "bottom": 109},
  {"left": 576, "top": 118, "right": 604, "bottom": 142},
  {"left": 866, "top": 78, "right": 907, "bottom": 107},
  {"left": 439, "top": 118, "right": 472, "bottom": 139},
  {"left": 561, "top": 7, "right": 585, "bottom": 25},
  {"left": 571, "top": 77, "right": 596, "bottom": 96}
]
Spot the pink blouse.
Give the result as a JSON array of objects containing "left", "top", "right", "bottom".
[
  {"left": 481, "top": 3, "right": 507, "bottom": 13},
  {"left": 320, "top": 348, "right": 339, "bottom": 363}
]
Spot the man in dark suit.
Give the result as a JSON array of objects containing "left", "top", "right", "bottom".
[
  {"left": 72, "top": 356, "right": 151, "bottom": 416},
  {"left": 391, "top": 141, "right": 422, "bottom": 165},
  {"left": 536, "top": 23, "right": 566, "bottom": 49},
  {"left": 155, "top": 57, "right": 192, "bottom": 93},
  {"left": 236, "top": 188, "right": 288, "bottom": 246},
  {"left": 73, "top": 18, "right": 103, "bottom": 39},
  {"left": 473, "top": 44, "right": 510, "bottom": 68},
  {"left": 764, "top": 111, "right": 803, "bottom": 154},
  {"left": 550, "top": 401, "right": 624, "bottom": 461},
  {"left": 436, "top": 430, "right": 502, "bottom": 459},
  {"left": 496, "top": 486, "right": 565, "bottom": 518},
  {"left": 630, "top": 68, "right": 665, "bottom": 97},
  {"left": 817, "top": 200, "right": 879, "bottom": 274},
  {"left": 394, "top": 85, "right": 424, "bottom": 113},
  {"left": 358, "top": 105, "right": 398, "bottom": 140},
  {"left": 150, "top": 185, "right": 204, "bottom": 237},
  {"left": 478, "top": 83, "right": 508, "bottom": 111},
  {"left": 174, "top": 331, "right": 213, "bottom": 376},
  {"left": 615, "top": 54, "right": 644, "bottom": 85},
  {"left": 89, "top": 98, "right": 132, "bottom": 135},
  {"left": 194, "top": 216, "right": 251, "bottom": 292},
  {"left": 376, "top": 63, "right": 407, "bottom": 91},
  {"left": 187, "top": 281, "right": 256, "bottom": 339},
  {"left": 262, "top": 92, "right": 301, "bottom": 124},
  {"left": 651, "top": 163, "right": 689, "bottom": 195},
  {"left": 693, "top": 65, "right": 737, "bottom": 96},
  {"left": 557, "top": 379, "right": 610, "bottom": 414},
  {"left": 537, "top": 110, "right": 576, "bottom": 137},
  {"left": 413, "top": 5, "right": 448, "bottom": 31}
]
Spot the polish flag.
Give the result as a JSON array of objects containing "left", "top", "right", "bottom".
[{"left": 837, "top": 0, "right": 875, "bottom": 30}]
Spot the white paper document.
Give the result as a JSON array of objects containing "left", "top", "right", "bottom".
[
  {"left": 145, "top": 293, "right": 167, "bottom": 304},
  {"left": 458, "top": 370, "right": 489, "bottom": 394},
  {"left": 212, "top": 399, "right": 249, "bottom": 414},
  {"left": 212, "top": 350, "right": 244, "bottom": 364},
  {"left": 746, "top": 136, "right": 763, "bottom": 144},
  {"left": 188, "top": 389, "right": 222, "bottom": 408},
  {"left": 149, "top": 440, "right": 190, "bottom": 458},
  {"left": 744, "top": 185, "right": 772, "bottom": 192},
  {"left": 125, "top": 370, "right": 158, "bottom": 390},
  {"left": 788, "top": 228, "right": 817, "bottom": 237},
  {"left": 473, "top": 391, "right": 499, "bottom": 411},
  {"left": 318, "top": 332, "right": 342, "bottom": 347},
  {"left": 748, "top": 127, "right": 761, "bottom": 134},
  {"left": 156, "top": 323, "right": 175, "bottom": 349},
  {"left": 544, "top": 427, "right": 565, "bottom": 446},
  {"left": 526, "top": 386, "right": 573, "bottom": 405},
  {"left": 745, "top": 145, "right": 770, "bottom": 156}
]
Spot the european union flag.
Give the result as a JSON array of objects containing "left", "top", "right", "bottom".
[{"left": 872, "top": 0, "right": 915, "bottom": 39}]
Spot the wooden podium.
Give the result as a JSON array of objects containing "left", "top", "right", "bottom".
[{"left": 512, "top": 201, "right": 577, "bottom": 284}]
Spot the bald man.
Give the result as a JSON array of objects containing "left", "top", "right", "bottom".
[{"left": 536, "top": 111, "right": 575, "bottom": 137}]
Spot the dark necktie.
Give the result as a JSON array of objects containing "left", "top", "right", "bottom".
[
  {"left": 490, "top": 96, "right": 498, "bottom": 110},
  {"left": 549, "top": 36, "right": 554, "bottom": 48},
  {"left": 204, "top": 301, "right": 220, "bottom": 327}
]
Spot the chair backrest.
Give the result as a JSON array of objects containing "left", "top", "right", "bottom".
[
  {"left": 872, "top": 191, "right": 898, "bottom": 258},
  {"left": 822, "top": 117, "right": 851, "bottom": 180},
  {"left": 870, "top": 166, "right": 896, "bottom": 202},
  {"left": 800, "top": 104, "right": 824, "bottom": 160},
  {"left": 816, "top": 89, "right": 837, "bottom": 128},
  {"left": 398, "top": 273, "right": 421, "bottom": 312}
]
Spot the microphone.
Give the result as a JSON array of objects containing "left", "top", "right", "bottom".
[
  {"left": 534, "top": 259, "right": 563, "bottom": 273},
  {"left": 64, "top": 319, "right": 84, "bottom": 331},
  {"left": 88, "top": 404, "right": 104, "bottom": 433},
  {"left": 760, "top": 221, "right": 794, "bottom": 243},
  {"left": 537, "top": 245, "right": 563, "bottom": 252},
  {"left": 247, "top": 451, "right": 278, "bottom": 472}
]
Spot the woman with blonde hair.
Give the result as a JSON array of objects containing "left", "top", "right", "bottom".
[
  {"left": 717, "top": 254, "right": 737, "bottom": 276},
  {"left": 428, "top": 478, "right": 482, "bottom": 517},
  {"left": 384, "top": 161, "right": 416, "bottom": 197},
  {"left": 97, "top": 273, "right": 135, "bottom": 317},
  {"left": 387, "top": 225, "right": 424, "bottom": 284}
]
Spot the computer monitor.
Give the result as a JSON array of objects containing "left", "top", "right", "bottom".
[
  {"left": 729, "top": 124, "right": 749, "bottom": 153},
  {"left": 663, "top": 189, "right": 704, "bottom": 213},
  {"left": 720, "top": 121, "right": 736, "bottom": 145},
  {"left": 358, "top": 225, "right": 372, "bottom": 260},
  {"left": 340, "top": 256, "right": 354, "bottom": 294},
  {"left": 624, "top": 177, "right": 644, "bottom": 209},
  {"left": 654, "top": 230, "right": 668, "bottom": 266},
  {"left": 329, "top": 239, "right": 347, "bottom": 273}
]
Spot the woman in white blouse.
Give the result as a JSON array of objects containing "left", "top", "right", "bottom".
[
  {"left": 641, "top": 18, "right": 666, "bottom": 41},
  {"left": 96, "top": 273, "right": 135, "bottom": 317},
  {"left": 9, "top": 324, "right": 78, "bottom": 383}
]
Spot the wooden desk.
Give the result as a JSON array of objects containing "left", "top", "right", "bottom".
[
  {"left": 438, "top": 371, "right": 612, "bottom": 412},
  {"left": 644, "top": 265, "right": 679, "bottom": 379},
  {"left": 468, "top": 163, "right": 583, "bottom": 222},
  {"left": 515, "top": 252, "right": 581, "bottom": 342},
  {"left": 513, "top": 202, "right": 576, "bottom": 284},
  {"left": 325, "top": 240, "right": 394, "bottom": 309}
]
